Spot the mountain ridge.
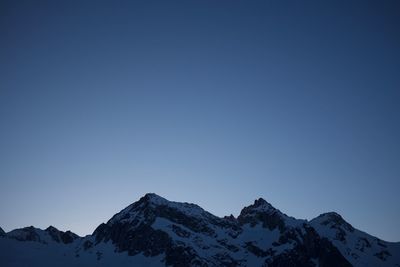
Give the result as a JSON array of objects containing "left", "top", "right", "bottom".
[{"left": 1, "top": 193, "right": 399, "bottom": 267}]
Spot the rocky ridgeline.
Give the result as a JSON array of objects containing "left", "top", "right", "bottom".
[
  {"left": 88, "top": 194, "right": 351, "bottom": 266},
  {"left": 1, "top": 193, "right": 399, "bottom": 267},
  {"left": 5, "top": 225, "right": 79, "bottom": 244}
]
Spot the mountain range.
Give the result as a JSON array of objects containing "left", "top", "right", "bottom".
[{"left": 1, "top": 193, "right": 399, "bottom": 266}]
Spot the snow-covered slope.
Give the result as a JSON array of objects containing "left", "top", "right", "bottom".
[
  {"left": 311, "top": 212, "right": 400, "bottom": 267},
  {"left": 0, "top": 193, "right": 398, "bottom": 266},
  {"left": 0, "top": 237, "right": 165, "bottom": 267}
]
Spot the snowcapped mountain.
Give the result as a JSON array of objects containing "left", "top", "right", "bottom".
[
  {"left": 6, "top": 225, "right": 79, "bottom": 244},
  {"left": 0, "top": 193, "right": 399, "bottom": 267},
  {"left": 311, "top": 212, "right": 400, "bottom": 267}
]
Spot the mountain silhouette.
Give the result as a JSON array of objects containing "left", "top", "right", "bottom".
[{"left": 1, "top": 193, "right": 399, "bottom": 266}]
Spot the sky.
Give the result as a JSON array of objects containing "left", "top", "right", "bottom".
[{"left": 0, "top": 0, "right": 399, "bottom": 241}]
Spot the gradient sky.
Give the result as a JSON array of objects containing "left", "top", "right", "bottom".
[{"left": 1, "top": 0, "right": 399, "bottom": 241}]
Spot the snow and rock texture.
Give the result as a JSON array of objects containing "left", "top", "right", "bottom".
[
  {"left": 311, "top": 212, "right": 400, "bottom": 267},
  {"left": 1, "top": 193, "right": 399, "bottom": 267},
  {"left": 6, "top": 225, "right": 79, "bottom": 244}
]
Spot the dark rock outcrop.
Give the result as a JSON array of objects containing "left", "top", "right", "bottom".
[
  {"left": 4, "top": 193, "right": 398, "bottom": 267},
  {"left": 238, "top": 198, "right": 288, "bottom": 232},
  {"left": 6, "top": 225, "right": 79, "bottom": 244},
  {"left": 266, "top": 225, "right": 352, "bottom": 267},
  {"left": 0, "top": 226, "right": 5, "bottom": 237},
  {"left": 7, "top": 226, "right": 45, "bottom": 243},
  {"left": 237, "top": 200, "right": 352, "bottom": 267},
  {"left": 92, "top": 194, "right": 353, "bottom": 267},
  {"left": 45, "top": 226, "right": 79, "bottom": 244},
  {"left": 93, "top": 193, "right": 221, "bottom": 266}
]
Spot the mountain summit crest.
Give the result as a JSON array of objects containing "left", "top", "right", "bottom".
[{"left": 1, "top": 193, "right": 399, "bottom": 267}]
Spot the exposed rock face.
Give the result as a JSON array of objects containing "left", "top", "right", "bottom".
[
  {"left": 236, "top": 199, "right": 351, "bottom": 267},
  {"left": 238, "top": 198, "right": 289, "bottom": 232},
  {"left": 93, "top": 193, "right": 242, "bottom": 266},
  {"left": 95, "top": 222, "right": 172, "bottom": 256},
  {"left": 91, "top": 194, "right": 352, "bottom": 267},
  {"left": 45, "top": 226, "right": 80, "bottom": 244},
  {"left": 311, "top": 212, "right": 400, "bottom": 266},
  {"left": 6, "top": 225, "right": 79, "bottom": 244},
  {"left": 266, "top": 225, "right": 351, "bottom": 267},
  {"left": 316, "top": 212, "right": 355, "bottom": 232},
  {"left": 0, "top": 227, "right": 5, "bottom": 237},
  {"left": 2, "top": 194, "right": 399, "bottom": 267},
  {"left": 312, "top": 212, "right": 354, "bottom": 242},
  {"left": 7, "top": 226, "right": 45, "bottom": 243}
]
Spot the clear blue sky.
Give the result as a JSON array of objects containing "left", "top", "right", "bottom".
[{"left": 1, "top": 0, "right": 399, "bottom": 241}]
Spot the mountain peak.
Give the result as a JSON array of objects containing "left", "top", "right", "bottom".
[
  {"left": 144, "top": 192, "right": 161, "bottom": 198},
  {"left": 45, "top": 225, "right": 59, "bottom": 232},
  {"left": 312, "top": 212, "right": 355, "bottom": 232},
  {"left": 253, "top": 197, "right": 274, "bottom": 209},
  {"left": 141, "top": 193, "right": 169, "bottom": 205},
  {"left": 107, "top": 193, "right": 211, "bottom": 226},
  {"left": 3, "top": 195, "right": 397, "bottom": 267},
  {"left": 238, "top": 198, "right": 304, "bottom": 231},
  {"left": 315, "top": 212, "right": 346, "bottom": 223},
  {"left": 138, "top": 193, "right": 204, "bottom": 213},
  {"left": 240, "top": 197, "right": 276, "bottom": 214}
]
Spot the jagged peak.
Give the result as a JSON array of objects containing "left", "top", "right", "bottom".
[
  {"left": 240, "top": 197, "right": 277, "bottom": 216},
  {"left": 238, "top": 198, "right": 305, "bottom": 230},
  {"left": 140, "top": 192, "right": 170, "bottom": 205},
  {"left": 253, "top": 197, "right": 275, "bottom": 209},
  {"left": 45, "top": 225, "right": 59, "bottom": 232},
  {"left": 108, "top": 193, "right": 212, "bottom": 225},
  {"left": 65, "top": 230, "right": 78, "bottom": 235},
  {"left": 224, "top": 214, "right": 236, "bottom": 221}
]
